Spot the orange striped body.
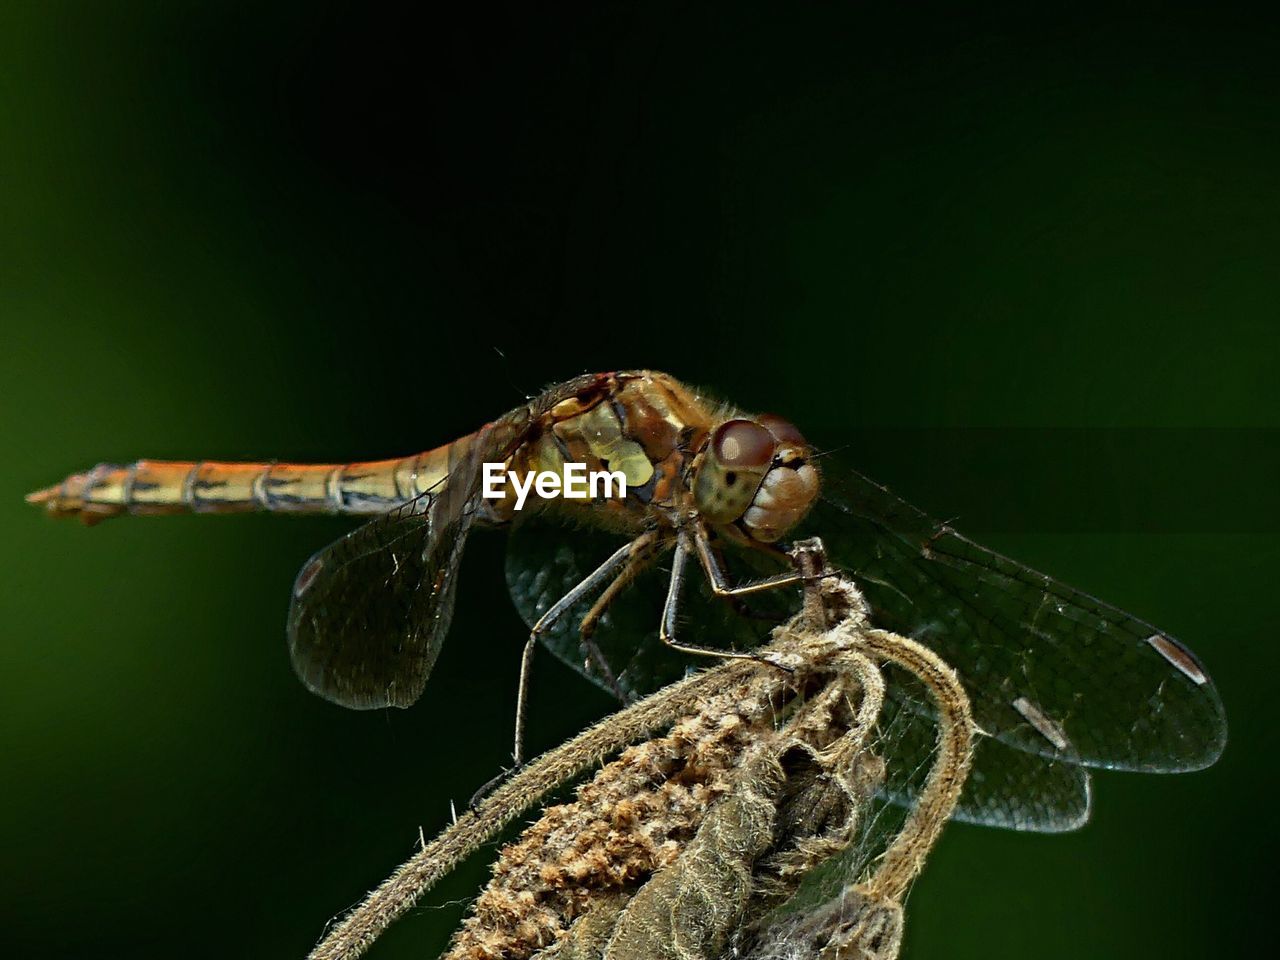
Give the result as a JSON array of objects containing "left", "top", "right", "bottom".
[
  {"left": 25, "top": 371, "right": 725, "bottom": 529},
  {"left": 24, "top": 446, "right": 472, "bottom": 526}
]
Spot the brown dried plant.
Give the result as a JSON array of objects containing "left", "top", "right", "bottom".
[{"left": 309, "top": 539, "right": 974, "bottom": 960}]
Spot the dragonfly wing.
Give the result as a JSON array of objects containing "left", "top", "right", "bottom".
[
  {"left": 808, "top": 466, "right": 1228, "bottom": 773},
  {"left": 286, "top": 407, "right": 536, "bottom": 710},
  {"left": 286, "top": 491, "right": 478, "bottom": 709},
  {"left": 958, "top": 734, "right": 1091, "bottom": 832},
  {"left": 875, "top": 671, "right": 1091, "bottom": 832}
]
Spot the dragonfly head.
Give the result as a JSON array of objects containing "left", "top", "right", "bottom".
[{"left": 692, "top": 414, "right": 819, "bottom": 543}]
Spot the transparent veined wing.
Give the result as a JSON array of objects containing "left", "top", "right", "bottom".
[
  {"left": 288, "top": 415, "right": 532, "bottom": 710},
  {"left": 287, "top": 489, "right": 478, "bottom": 709},
  {"left": 504, "top": 459, "right": 1226, "bottom": 827},
  {"left": 810, "top": 465, "right": 1227, "bottom": 773},
  {"left": 873, "top": 666, "right": 1091, "bottom": 832}
]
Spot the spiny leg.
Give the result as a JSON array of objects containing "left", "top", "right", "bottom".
[
  {"left": 657, "top": 533, "right": 782, "bottom": 665},
  {"left": 512, "top": 539, "right": 636, "bottom": 763},
  {"left": 576, "top": 529, "right": 666, "bottom": 701},
  {"left": 692, "top": 523, "right": 813, "bottom": 598},
  {"left": 471, "top": 537, "right": 640, "bottom": 807},
  {"left": 705, "top": 538, "right": 788, "bottom": 623},
  {"left": 648, "top": 524, "right": 829, "bottom": 669}
]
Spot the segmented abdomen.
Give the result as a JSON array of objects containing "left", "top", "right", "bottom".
[
  {"left": 26, "top": 443, "right": 464, "bottom": 525},
  {"left": 25, "top": 371, "right": 718, "bottom": 527}
]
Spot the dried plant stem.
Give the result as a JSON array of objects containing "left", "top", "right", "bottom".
[
  {"left": 859, "top": 627, "right": 973, "bottom": 902},
  {"left": 308, "top": 657, "right": 759, "bottom": 960}
]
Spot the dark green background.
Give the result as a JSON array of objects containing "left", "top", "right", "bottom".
[{"left": 2, "top": 4, "right": 1275, "bottom": 957}]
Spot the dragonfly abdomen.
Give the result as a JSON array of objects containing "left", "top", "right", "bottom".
[{"left": 25, "top": 447, "right": 461, "bottom": 525}]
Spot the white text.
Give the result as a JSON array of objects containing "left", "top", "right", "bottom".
[{"left": 482, "top": 462, "right": 627, "bottom": 511}]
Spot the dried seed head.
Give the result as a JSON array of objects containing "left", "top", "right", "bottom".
[
  {"left": 447, "top": 609, "right": 900, "bottom": 960},
  {"left": 445, "top": 668, "right": 795, "bottom": 960}
]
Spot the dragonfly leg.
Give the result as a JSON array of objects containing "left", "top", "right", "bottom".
[
  {"left": 511, "top": 538, "right": 637, "bottom": 766},
  {"left": 703, "top": 539, "right": 789, "bottom": 623},
  {"left": 577, "top": 630, "right": 625, "bottom": 704},
  {"left": 577, "top": 530, "right": 666, "bottom": 701},
  {"left": 657, "top": 534, "right": 783, "bottom": 666},
  {"left": 691, "top": 523, "right": 813, "bottom": 598}
]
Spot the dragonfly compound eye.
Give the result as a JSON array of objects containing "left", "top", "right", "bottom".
[
  {"left": 693, "top": 419, "right": 776, "bottom": 524},
  {"left": 757, "top": 413, "right": 807, "bottom": 448},
  {"left": 712, "top": 418, "right": 776, "bottom": 468}
]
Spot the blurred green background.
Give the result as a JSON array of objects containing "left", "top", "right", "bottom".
[{"left": 2, "top": 3, "right": 1276, "bottom": 957}]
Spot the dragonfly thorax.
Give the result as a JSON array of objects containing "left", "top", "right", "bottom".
[{"left": 692, "top": 414, "right": 819, "bottom": 543}]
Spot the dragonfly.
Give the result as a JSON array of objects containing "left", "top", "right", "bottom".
[{"left": 27, "top": 369, "right": 1226, "bottom": 833}]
